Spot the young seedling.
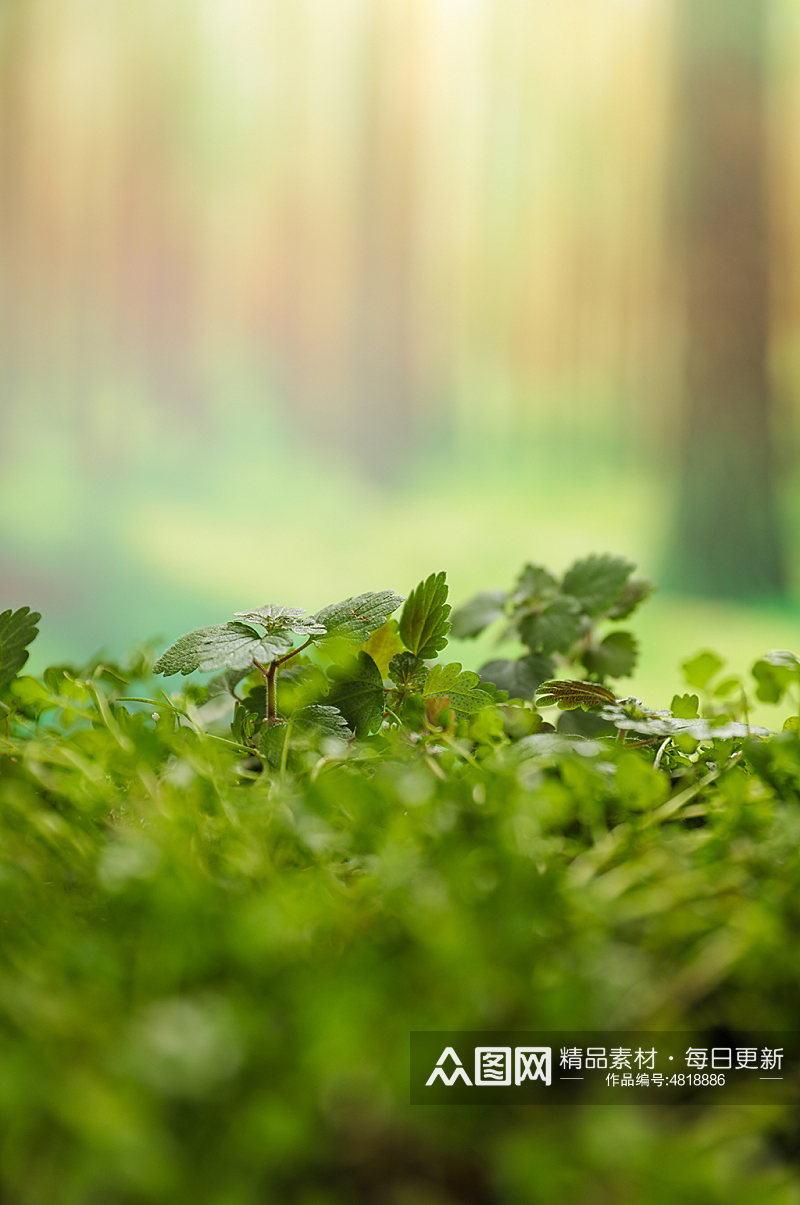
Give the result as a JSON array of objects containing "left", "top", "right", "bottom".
[
  {"left": 153, "top": 592, "right": 404, "bottom": 726},
  {"left": 153, "top": 573, "right": 494, "bottom": 758}
]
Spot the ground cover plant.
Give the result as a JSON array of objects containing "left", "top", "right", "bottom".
[{"left": 2, "top": 558, "right": 800, "bottom": 1204}]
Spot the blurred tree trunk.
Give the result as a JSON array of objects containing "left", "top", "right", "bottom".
[
  {"left": 668, "top": 0, "right": 786, "bottom": 598},
  {"left": 0, "top": 1, "right": 30, "bottom": 462},
  {"left": 346, "top": 2, "right": 419, "bottom": 480}
]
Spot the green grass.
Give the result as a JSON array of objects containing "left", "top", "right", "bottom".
[{"left": 2, "top": 579, "right": 800, "bottom": 1202}]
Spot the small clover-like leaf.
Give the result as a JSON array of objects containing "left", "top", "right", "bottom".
[
  {"left": 399, "top": 572, "right": 451, "bottom": 658},
  {"left": 536, "top": 679, "right": 616, "bottom": 711},
  {"left": 682, "top": 650, "right": 725, "bottom": 691},
  {"left": 450, "top": 589, "right": 507, "bottom": 639},
  {"left": 0, "top": 606, "right": 41, "bottom": 690},
  {"left": 670, "top": 692, "right": 700, "bottom": 719},
  {"left": 326, "top": 652, "right": 385, "bottom": 736},
  {"left": 561, "top": 554, "right": 635, "bottom": 616},
  {"left": 423, "top": 662, "right": 492, "bottom": 715},
  {"left": 314, "top": 591, "right": 404, "bottom": 642},
  {"left": 752, "top": 650, "right": 800, "bottom": 704}
]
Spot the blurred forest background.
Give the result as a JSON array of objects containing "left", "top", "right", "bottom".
[{"left": 3, "top": 0, "right": 800, "bottom": 703}]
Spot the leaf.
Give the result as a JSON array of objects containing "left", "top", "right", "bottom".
[
  {"left": 561, "top": 554, "right": 635, "bottom": 616},
  {"left": 388, "top": 651, "right": 427, "bottom": 690},
  {"left": 0, "top": 606, "right": 41, "bottom": 689},
  {"left": 606, "top": 706, "right": 768, "bottom": 742},
  {"left": 682, "top": 650, "right": 724, "bottom": 691},
  {"left": 326, "top": 652, "right": 385, "bottom": 736},
  {"left": 256, "top": 722, "right": 289, "bottom": 770},
  {"left": 275, "top": 663, "right": 329, "bottom": 713},
  {"left": 511, "top": 565, "right": 558, "bottom": 606},
  {"left": 399, "top": 572, "right": 451, "bottom": 658},
  {"left": 314, "top": 591, "right": 404, "bottom": 642},
  {"left": 450, "top": 590, "right": 507, "bottom": 639},
  {"left": 518, "top": 597, "right": 582, "bottom": 654},
  {"left": 606, "top": 577, "right": 655, "bottom": 620},
  {"left": 234, "top": 605, "right": 326, "bottom": 636},
  {"left": 478, "top": 653, "right": 554, "bottom": 699},
  {"left": 582, "top": 631, "right": 639, "bottom": 679},
  {"left": 154, "top": 622, "right": 295, "bottom": 676},
  {"left": 360, "top": 620, "right": 404, "bottom": 677},
  {"left": 713, "top": 676, "right": 742, "bottom": 699},
  {"left": 422, "top": 662, "right": 492, "bottom": 715},
  {"left": 536, "top": 679, "right": 616, "bottom": 711},
  {"left": 752, "top": 651, "right": 800, "bottom": 704},
  {"left": 671, "top": 693, "right": 700, "bottom": 719},
  {"left": 206, "top": 666, "right": 253, "bottom": 698},
  {"left": 294, "top": 704, "right": 353, "bottom": 740}
]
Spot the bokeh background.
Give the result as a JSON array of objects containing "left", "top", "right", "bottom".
[{"left": 3, "top": 0, "right": 800, "bottom": 704}]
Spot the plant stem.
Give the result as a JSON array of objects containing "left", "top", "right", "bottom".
[
  {"left": 274, "top": 636, "right": 315, "bottom": 667},
  {"left": 254, "top": 637, "right": 315, "bottom": 727},
  {"left": 266, "top": 663, "right": 277, "bottom": 724}
]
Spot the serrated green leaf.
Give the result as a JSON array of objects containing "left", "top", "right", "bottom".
[
  {"left": 206, "top": 666, "right": 253, "bottom": 698},
  {"left": 0, "top": 606, "right": 41, "bottom": 690},
  {"left": 536, "top": 679, "right": 616, "bottom": 711},
  {"left": 478, "top": 653, "right": 554, "bottom": 700},
  {"left": 388, "top": 651, "right": 427, "bottom": 690},
  {"left": 240, "top": 684, "right": 267, "bottom": 720},
  {"left": 682, "top": 650, "right": 724, "bottom": 691},
  {"left": 399, "top": 572, "right": 451, "bottom": 658},
  {"left": 423, "top": 662, "right": 492, "bottom": 715},
  {"left": 450, "top": 590, "right": 507, "bottom": 639},
  {"left": 518, "top": 597, "right": 581, "bottom": 654},
  {"left": 314, "top": 591, "right": 404, "bottom": 642},
  {"left": 294, "top": 704, "right": 353, "bottom": 740},
  {"left": 153, "top": 629, "right": 207, "bottom": 676},
  {"left": 154, "top": 622, "right": 295, "bottom": 676},
  {"left": 606, "top": 577, "right": 655, "bottom": 620},
  {"left": 582, "top": 631, "right": 639, "bottom": 679},
  {"left": 234, "top": 605, "right": 326, "bottom": 636},
  {"left": 327, "top": 652, "right": 385, "bottom": 736},
  {"left": 561, "top": 554, "right": 635, "bottom": 616},
  {"left": 360, "top": 620, "right": 405, "bottom": 677},
  {"left": 511, "top": 565, "right": 559, "bottom": 606}
]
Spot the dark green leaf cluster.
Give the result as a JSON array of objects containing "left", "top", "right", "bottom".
[
  {"left": 149, "top": 572, "right": 496, "bottom": 758},
  {"left": 452, "top": 553, "right": 653, "bottom": 702}
]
